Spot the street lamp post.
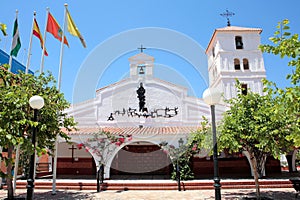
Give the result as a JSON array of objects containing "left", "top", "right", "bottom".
[
  {"left": 203, "top": 88, "right": 221, "bottom": 200},
  {"left": 177, "top": 138, "right": 184, "bottom": 191},
  {"left": 27, "top": 95, "right": 44, "bottom": 200}
]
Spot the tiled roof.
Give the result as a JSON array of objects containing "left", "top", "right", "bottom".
[
  {"left": 206, "top": 25, "right": 262, "bottom": 53},
  {"left": 63, "top": 126, "right": 200, "bottom": 136},
  {"left": 215, "top": 26, "right": 262, "bottom": 33}
]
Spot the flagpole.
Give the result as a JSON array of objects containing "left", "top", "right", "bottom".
[
  {"left": 40, "top": 8, "right": 49, "bottom": 74},
  {"left": 14, "top": 11, "right": 33, "bottom": 196},
  {"left": 8, "top": 9, "right": 18, "bottom": 72},
  {"left": 25, "top": 11, "right": 36, "bottom": 74},
  {"left": 57, "top": 3, "right": 67, "bottom": 91},
  {"left": 52, "top": 3, "right": 68, "bottom": 195},
  {"left": 3, "top": 36, "right": 8, "bottom": 52}
]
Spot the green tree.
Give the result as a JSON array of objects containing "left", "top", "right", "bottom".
[
  {"left": 0, "top": 65, "right": 76, "bottom": 199},
  {"left": 219, "top": 84, "right": 294, "bottom": 199},
  {"left": 260, "top": 19, "right": 300, "bottom": 146},
  {"left": 160, "top": 140, "right": 197, "bottom": 181},
  {"left": 187, "top": 118, "right": 213, "bottom": 157},
  {"left": 78, "top": 130, "right": 132, "bottom": 192},
  {"left": 159, "top": 120, "right": 211, "bottom": 181}
]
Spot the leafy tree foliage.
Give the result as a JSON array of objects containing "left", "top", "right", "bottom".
[
  {"left": 160, "top": 140, "right": 198, "bottom": 181},
  {"left": 78, "top": 130, "right": 132, "bottom": 191},
  {"left": 0, "top": 65, "right": 76, "bottom": 199},
  {"left": 260, "top": 19, "right": 300, "bottom": 146},
  {"left": 159, "top": 120, "right": 211, "bottom": 181},
  {"left": 219, "top": 83, "right": 294, "bottom": 199},
  {"left": 186, "top": 117, "right": 215, "bottom": 162},
  {"left": 78, "top": 130, "right": 132, "bottom": 166}
]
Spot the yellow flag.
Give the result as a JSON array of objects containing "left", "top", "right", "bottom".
[
  {"left": 0, "top": 23, "right": 7, "bottom": 36},
  {"left": 66, "top": 9, "right": 86, "bottom": 48}
]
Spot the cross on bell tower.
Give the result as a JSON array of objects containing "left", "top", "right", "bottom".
[
  {"left": 220, "top": 9, "right": 235, "bottom": 26},
  {"left": 128, "top": 48, "right": 154, "bottom": 78},
  {"left": 138, "top": 45, "right": 146, "bottom": 53}
]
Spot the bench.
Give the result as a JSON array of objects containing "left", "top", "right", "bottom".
[{"left": 290, "top": 177, "right": 300, "bottom": 198}]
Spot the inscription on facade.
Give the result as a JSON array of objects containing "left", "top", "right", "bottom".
[{"left": 107, "top": 82, "right": 179, "bottom": 121}]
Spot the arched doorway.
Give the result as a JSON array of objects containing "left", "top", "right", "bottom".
[{"left": 110, "top": 141, "right": 172, "bottom": 179}]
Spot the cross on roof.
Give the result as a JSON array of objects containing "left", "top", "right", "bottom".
[
  {"left": 138, "top": 45, "right": 146, "bottom": 53},
  {"left": 220, "top": 9, "right": 235, "bottom": 26}
]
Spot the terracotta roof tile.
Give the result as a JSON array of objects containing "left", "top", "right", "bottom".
[
  {"left": 62, "top": 126, "right": 200, "bottom": 136},
  {"left": 206, "top": 26, "right": 262, "bottom": 53},
  {"left": 215, "top": 26, "right": 262, "bottom": 32}
]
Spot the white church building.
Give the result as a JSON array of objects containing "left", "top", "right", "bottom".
[{"left": 48, "top": 24, "right": 285, "bottom": 179}]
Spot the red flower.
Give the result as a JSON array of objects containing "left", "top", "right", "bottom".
[
  {"left": 115, "top": 141, "right": 121, "bottom": 146},
  {"left": 77, "top": 143, "right": 84, "bottom": 150},
  {"left": 119, "top": 137, "right": 125, "bottom": 143},
  {"left": 192, "top": 144, "right": 197, "bottom": 151}
]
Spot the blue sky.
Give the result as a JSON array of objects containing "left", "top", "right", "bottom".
[{"left": 1, "top": 1, "right": 299, "bottom": 103}]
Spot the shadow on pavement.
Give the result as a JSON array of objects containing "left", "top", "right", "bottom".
[
  {"left": 0, "top": 189, "right": 298, "bottom": 200},
  {"left": 10, "top": 190, "right": 97, "bottom": 200},
  {"left": 223, "top": 190, "right": 297, "bottom": 200}
]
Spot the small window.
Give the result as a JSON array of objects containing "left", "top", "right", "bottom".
[
  {"left": 137, "top": 64, "right": 145, "bottom": 75},
  {"left": 241, "top": 84, "right": 248, "bottom": 95},
  {"left": 234, "top": 59, "right": 240, "bottom": 70},
  {"left": 235, "top": 36, "right": 243, "bottom": 49},
  {"left": 212, "top": 47, "right": 215, "bottom": 57},
  {"left": 243, "top": 59, "right": 249, "bottom": 70}
]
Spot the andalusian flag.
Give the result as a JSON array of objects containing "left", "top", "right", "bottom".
[
  {"left": 46, "top": 12, "right": 69, "bottom": 47},
  {"left": 10, "top": 18, "right": 21, "bottom": 57},
  {"left": 66, "top": 9, "right": 86, "bottom": 48},
  {"left": 33, "top": 19, "right": 48, "bottom": 56}
]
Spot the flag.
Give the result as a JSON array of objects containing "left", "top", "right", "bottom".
[
  {"left": 10, "top": 18, "right": 21, "bottom": 57},
  {"left": 66, "top": 9, "right": 86, "bottom": 48},
  {"left": 0, "top": 23, "right": 7, "bottom": 36},
  {"left": 46, "top": 12, "right": 69, "bottom": 47},
  {"left": 33, "top": 19, "right": 48, "bottom": 56}
]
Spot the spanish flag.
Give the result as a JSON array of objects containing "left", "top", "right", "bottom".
[
  {"left": 33, "top": 19, "right": 48, "bottom": 56},
  {"left": 66, "top": 9, "right": 86, "bottom": 48},
  {"left": 46, "top": 12, "right": 69, "bottom": 47}
]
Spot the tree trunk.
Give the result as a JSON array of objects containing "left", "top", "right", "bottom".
[
  {"left": 6, "top": 145, "right": 14, "bottom": 200},
  {"left": 249, "top": 151, "right": 261, "bottom": 200}
]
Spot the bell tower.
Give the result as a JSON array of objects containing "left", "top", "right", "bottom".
[
  {"left": 206, "top": 26, "right": 266, "bottom": 100},
  {"left": 128, "top": 46, "right": 154, "bottom": 79}
]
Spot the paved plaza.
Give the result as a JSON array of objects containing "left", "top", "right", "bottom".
[{"left": 0, "top": 188, "right": 297, "bottom": 200}]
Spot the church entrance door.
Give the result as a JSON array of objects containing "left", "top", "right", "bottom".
[{"left": 110, "top": 142, "right": 172, "bottom": 179}]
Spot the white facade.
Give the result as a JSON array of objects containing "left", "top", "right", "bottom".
[
  {"left": 66, "top": 52, "right": 225, "bottom": 128},
  {"left": 206, "top": 26, "right": 266, "bottom": 101},
  {"left": 59, "top": 25, "right": 267, "bottom": 178}
]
